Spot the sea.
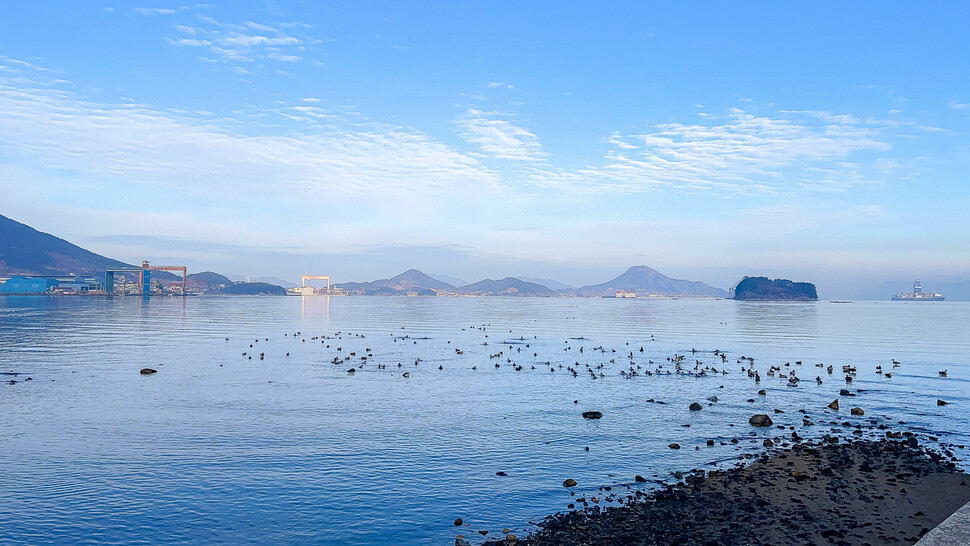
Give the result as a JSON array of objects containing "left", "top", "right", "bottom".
[{"left": 1, "top": 295, "right": 968, "bottom": 545}]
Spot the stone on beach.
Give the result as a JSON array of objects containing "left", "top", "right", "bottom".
[
  {"left": 485, "top": 439, "right": 970, "bottom": 546},
  {"left": 749, "top": 414, "right": 773, "bottom": 427}
]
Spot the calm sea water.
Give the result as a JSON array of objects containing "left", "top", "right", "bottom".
[{"left": 1, "top": 296, "right": 968, "bottom": 544}]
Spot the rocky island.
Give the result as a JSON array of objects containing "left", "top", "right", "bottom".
[{"left": 731, "top": 277, "right": 818, "bottom": 301}]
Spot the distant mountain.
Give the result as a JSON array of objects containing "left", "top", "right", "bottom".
[
  {"left": 731, "top": 277, "right": 818, "bottom": 301},
  {"left": 216, "top": 282, "right": 286, "bottom": 296},
  {"left": 187, "top": 271, "right": 233, "bottom": 289},
  {"left": 573, "top": 266, "right": 727, "bottom": 298},
  {"left": 428, "top": 273, "right": 469, "bottom": 287},
  {"left": 0, "top": 213, "right": 133, "bottom": 277},
  {"left": 460, "top": 277, "right": 555, "bottom": 296},
  {"left": 255, "top": 276, "right": 298, "bottom": 289},
  {"left": 516, "top": 276, "right": 574, "bottom": 291},
  {"left": 335, "top": 269, "right": 456, "bottom": 295},
  {"left": 856, "top": 279, "right": 970, "bottom": 301}
]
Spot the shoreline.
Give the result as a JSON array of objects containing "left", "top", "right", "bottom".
[{"left": 478, "top": 437, "right": 970, "bottom": 546}]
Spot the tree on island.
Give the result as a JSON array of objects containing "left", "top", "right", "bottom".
[{"left": 731, "top": 277, "right": 818, "bottom": 301}]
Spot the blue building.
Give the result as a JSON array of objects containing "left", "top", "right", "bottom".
[{"left": 0, "top": 276, "right": 54, "bottom": 294}]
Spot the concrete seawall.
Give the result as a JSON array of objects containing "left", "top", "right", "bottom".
[{"left": 917, "top": 500, "right": 970, "bottom": 545}]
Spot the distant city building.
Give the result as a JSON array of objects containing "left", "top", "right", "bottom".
[{"left": 616, "top": 289, "right": 637, "bottom": 298}]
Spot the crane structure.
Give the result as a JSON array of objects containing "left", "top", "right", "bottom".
[
  {"left": 143, "top": 261, "right": 187, "bottom": 295},
  {"left": 105, "top": 261, "right": 187, "bottom": 296},
  {"left": 301, "top": 275, "right": 331, "bottom": 295}
]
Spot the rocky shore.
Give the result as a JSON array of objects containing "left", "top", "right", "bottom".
[{"left": 478, "top": 438, "right": 970, "bottom": 546}]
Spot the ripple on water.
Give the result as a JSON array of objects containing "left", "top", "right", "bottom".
[{"left": 1, "top": 296, "right": 968, "bottom": 544}]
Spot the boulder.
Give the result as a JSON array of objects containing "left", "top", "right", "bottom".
[
  {"left": 758, "top": 389, "right": 766, "bottom": 395},
  {"left": 634, "top": 475, "right": 647, "bottom": 482},
  {"left": 563, "top": 478, "right": 577, "bottom": 487},
  {"left": 689, "top": 402, "right": 703, "bottom": 411},
  {"left": 937, "top": 399, "right": 949, "bottom": 406},
  {"left": 749, "top": 414, "right": 773, "bottom": 427},
  {"left": 582, "top": 411, "right": 603, "bottom": 419},
  {"left": 850, "top": 407, "right": 864, "bottom": 416},
  {"left": 828, "top": 399, "right": 839, "bottom": 410},
  {"left": 454, "top": 518, "right": 463, "bottom": 526},
  {"left": 763, "top": 438, "right": 774, "bottom": 447},
  {"left": 668, "top": 443, "right": 681, "bottom": 449},
  {"left": 139, "top": 368, "right": 157, "bottom": 375}
]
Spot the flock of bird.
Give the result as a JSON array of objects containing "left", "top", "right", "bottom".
[{"left": 225, "top": 324, "right": 954, "bottom": 392}]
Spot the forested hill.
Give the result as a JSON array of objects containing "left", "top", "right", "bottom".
[{"left": 0, "top": 214, "right": 132, "bottom": 276}]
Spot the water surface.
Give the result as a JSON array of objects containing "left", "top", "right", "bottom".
[{"left": 1, "top": 296, "right": 967, "bottom": 544}]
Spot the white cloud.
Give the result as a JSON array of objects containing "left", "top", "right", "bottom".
[
  {"left": 455, "top": 108, "right": 543, "bottom": 161},
  {"left": 134, "top": 7, "right": 176, "bottom": 16},
  {"left": 487, "top": 81, "right": 514, "bottom": 89},
  {"left": 165, "top": 14, "right": 310, "bottom": 65},
  {"left": 951, "top": 102, "right": 969, "bottom": 110},
  {"left": 0, "top": 63, "right": 502, "bottom": 203},
  {"left": 531, "top": 108, "right": 891, "bottom": 194}
]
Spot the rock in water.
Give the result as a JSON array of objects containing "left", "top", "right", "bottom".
[
  {"left": 851, "top": 407, "right": 864, "bottom": 416},
  {"left": 582, "top": 411, "right": 603, "bottom": 419},
  {"left": 139, "top": 368, "right": 157, "bottom": 375},
  {"left": 635, "top": 475, "right": 647, "bottom": 482},
  {"left": 749, "top": 414, "right": 773, "bottom": 427},
  {"left": 454, "top": 518, "right": 463, "bottom": 526},
  {"left": 938, "top": 399, "right": 949, "bottom": 406},
  {"left": 689, "top": 402, "right": 703, "bottom": 411},
  {"left": 563, "top": 478, "right": 577, "bottom": 487},
  {"left": 506, "top": 534, "right": 518, "bottom": 543},
  {"left": 668, "top": 443, "right": 681, "bottom": 449},
  {"left": 828, "top": 399, "right": 840, "bottom": 410}
]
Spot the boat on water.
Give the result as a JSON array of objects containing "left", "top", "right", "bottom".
[{"left": 892, "top": 280, "right": 945, "bottom": 301}]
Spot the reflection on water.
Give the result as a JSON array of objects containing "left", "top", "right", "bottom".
[
  {"left": 300, "top": 294, "right": 330, "bottom": 325},
  {"left": 0, "top": 296, "right": 968, "bottom": 545},
  {"left": 734, "top": 301, "right": 819, "bottom": 347}
]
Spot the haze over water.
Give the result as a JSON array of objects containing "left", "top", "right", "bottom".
[{"left": 1, "top": 296, "right": 968, "bottom": 544}]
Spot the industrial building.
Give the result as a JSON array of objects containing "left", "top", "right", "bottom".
[{"left": 0, "top": 275, "right": 103, "bottom": 294}]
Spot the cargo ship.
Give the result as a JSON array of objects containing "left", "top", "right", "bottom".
[{"left": 892, "top": 280, "right": 945, "bottom": 301}]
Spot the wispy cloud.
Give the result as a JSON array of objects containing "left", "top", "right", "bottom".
[
  {"left": 455, "top": 108, "right": 543, "bottom": 161},
  {"left": 532, "top": 108, "right": 892, "bottom": 194},
  {"left": 0, "top": 58, "right": 501, "bottom": 203},
  {"left": 165, "top": 13, "right": 310, "bottom": 64},
  {"left": 134, "top": 7, "right": 176, "bottom": 16}
]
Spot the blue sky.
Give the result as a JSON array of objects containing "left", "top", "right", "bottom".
[{"left": 1, "top": 2, "right": 968, "bottom": 296}]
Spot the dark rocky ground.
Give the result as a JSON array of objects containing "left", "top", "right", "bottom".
[{"left": 476, "top": 438, "right": 970, "bottom": 546}]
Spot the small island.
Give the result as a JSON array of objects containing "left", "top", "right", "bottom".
[{"left": 730, "top": 276, "right": 818, "bottom": 301}]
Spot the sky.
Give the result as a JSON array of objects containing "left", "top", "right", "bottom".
[{"left": 1, "top": 2, "right": 969, "bottom": 297}]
